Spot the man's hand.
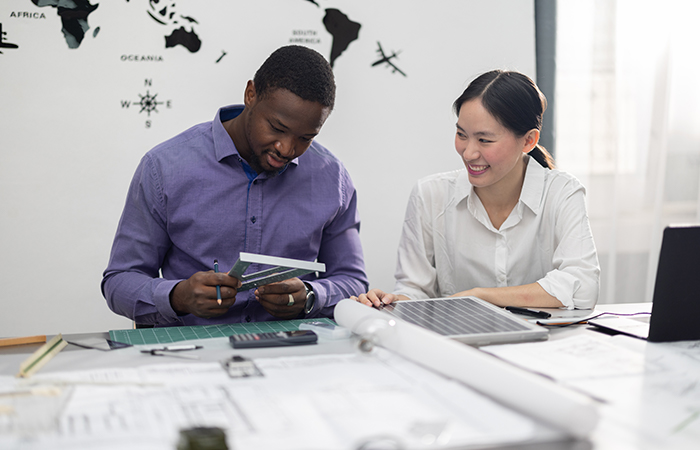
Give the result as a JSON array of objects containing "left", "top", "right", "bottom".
[
  {"left": 255, "top": 278, "right": 307, "bottom": 319},
  {"left": 170, "top": 270, "right": 241, "bottom": 318}
]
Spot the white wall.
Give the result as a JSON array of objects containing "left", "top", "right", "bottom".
[{"left": 0, "top": 0, "right": 535, "bottom": 336}]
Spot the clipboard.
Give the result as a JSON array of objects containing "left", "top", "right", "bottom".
[{"left": 228, "top": 252, "right": 325, "bottom": 291}]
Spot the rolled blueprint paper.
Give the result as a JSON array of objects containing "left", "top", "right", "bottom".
[{"left": 334, "top": 298, "right": 599, "bottom": 439}]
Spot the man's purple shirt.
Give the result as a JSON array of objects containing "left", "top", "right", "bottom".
[{"left": 102, "top": 105, "right": 368, "bottom": 326}]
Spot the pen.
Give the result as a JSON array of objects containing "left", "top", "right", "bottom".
[
  {"left": 214, "top": 259, "right": 222, "bottom": 305},
  {"left": 142, "top": 350, "right": 200, "bottom": 360},
  {"left": 505, "top": 306, "right": 552, "bottom": 319},
  {"left": 153, "top": 344, "right": 202, "bottom": 352}
]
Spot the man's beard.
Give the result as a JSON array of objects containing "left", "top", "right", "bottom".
[{"left": 247, "top": 149, "right": 288, "bottom": 177}]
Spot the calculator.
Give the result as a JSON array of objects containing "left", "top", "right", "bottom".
[{"left": 229, "top": 330, "right": 318, "bottom": 348}]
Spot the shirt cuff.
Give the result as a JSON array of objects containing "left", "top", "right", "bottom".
[
  {"left": 537, "top": 271, "right": 581, "bottom": 309},
  {"left": 153, "top": 279, "right": 184, "bottom": 324}
]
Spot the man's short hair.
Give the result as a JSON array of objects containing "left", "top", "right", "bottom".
[{"left": 254, "top": 45, "right": 336, "bottom": 110}]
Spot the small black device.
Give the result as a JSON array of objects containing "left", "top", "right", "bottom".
[
  {"left": 229, "top": 330, "right": 318, "bottom": 349},
  {"left": 505, "top": 306, "right": 552, "bottom": 319}
]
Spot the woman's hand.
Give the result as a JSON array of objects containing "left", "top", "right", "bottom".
[{"left": 350, "top": 289, "right": 407, "bottom": 308}]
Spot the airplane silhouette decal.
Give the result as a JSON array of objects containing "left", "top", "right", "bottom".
[
  {"left": 0, "top": 23, "right": 19, "bottom": 54},
  {"left": 372, "top": 41, "right": 406, "bottom": 77}
]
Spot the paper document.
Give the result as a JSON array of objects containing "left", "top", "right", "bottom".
[
  {"left": 483, "top": 334, "right": 700, "bottom": 446},
  {"left": 588, "top": 316, "right": 650, "bottom": 340},
  {"left": 0, "top": 350, "right": 544, "bottom": 450},
  {"left": 483, "top": 333, "right": 652, "bottom": 380}
]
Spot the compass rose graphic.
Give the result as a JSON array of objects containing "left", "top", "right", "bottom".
[
  {"left": 136, "top": 90, "right": 163, "bottom": 116},
  {"left": 121, "top": 80, "right": 172, "bottom": 128}
]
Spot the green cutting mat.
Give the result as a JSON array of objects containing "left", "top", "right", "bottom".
[{"left": 109, "top": 318, "right": 336, "bottom": 345}]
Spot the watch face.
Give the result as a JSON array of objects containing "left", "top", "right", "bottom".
[{"left": 305, "top": 290, "right": 316, "bottom": 313}]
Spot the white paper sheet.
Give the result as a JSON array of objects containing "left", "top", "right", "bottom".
[
  {"left": 0, "top": 349, "right": 543, "bottom": 450},
  {"left": 483, "top": 333, "right": 656, "bottom": 380},
  {"left": 483, "top": 333, "right": 700, "bottom": 446}
]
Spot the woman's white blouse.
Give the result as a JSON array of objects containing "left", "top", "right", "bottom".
[{"left": 393, "top": 156, "right": 600, "bottom": 309}]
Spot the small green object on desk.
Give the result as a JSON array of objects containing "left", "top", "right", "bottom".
[
  {"left": 109, "top": 318, "right": 337, "bottom": 345},
  {"left": 177, "top": 426, "right": 228, "bottom": 450},
  {"left": 16, "top": 334, "right": 68, "bottom": 378}
]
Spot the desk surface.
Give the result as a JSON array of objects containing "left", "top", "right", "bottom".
[
  {"left": 2, "top": 302, "right": 698, "bottom": 450},
  {"left": 1, "top": 331, "right": 571, "bottom": 450},
  {"left": 484, "top": 303, "right": 700, "bottom": 450}
]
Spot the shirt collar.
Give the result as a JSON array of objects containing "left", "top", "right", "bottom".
[
  {"left": 455, "top": 169, "right": 472, "bottom": 203},
  {"left": 520, "top": 154, "right": 546, "bottom": 215},
  {"left": 461, "top": 154, "right": 546, "bottom": 215},
  {"left": 213, "top": 105, "right": 243, "bottom": 162}
]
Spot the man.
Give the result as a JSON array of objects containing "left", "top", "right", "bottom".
[{"left": 102, "top": 45, "right": 368, "bottom": 326}]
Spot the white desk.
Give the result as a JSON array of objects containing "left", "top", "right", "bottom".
[
  {"left": 1, "top": 302, "right": 698, "bottom": 450},
  {"left": 483, "top": 302, "right": 700, "bottom": 450},
  {"left": 0, "top": 332, "right": 575, "bottom": 450}
]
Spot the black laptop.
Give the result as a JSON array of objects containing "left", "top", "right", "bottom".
[{"left": 647, "top": 225, "right": 700, "bottom": 342}]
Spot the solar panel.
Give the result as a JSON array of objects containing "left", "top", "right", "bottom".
[{"left": 381, "top": 297, "right": 548, "bottom": 346}]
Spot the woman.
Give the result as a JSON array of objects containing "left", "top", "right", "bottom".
[{"left": 354, "top": 70, "right": 599, "bottom": 310}]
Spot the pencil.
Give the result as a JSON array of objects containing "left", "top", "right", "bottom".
[
  {"left": 214, "top": 259, "right": 222, "bottom": 305},
  {"left": 0, "top": 335, "right": 47, "bottom": 348}
]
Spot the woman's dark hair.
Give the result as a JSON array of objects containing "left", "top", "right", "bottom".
[
  {"left": 254, "top": 45, "right": 336, "bottom": 110},
  {"left": 453, "top": 70, "right": 555, "bottom": 169}
]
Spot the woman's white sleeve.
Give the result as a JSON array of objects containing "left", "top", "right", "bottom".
[
  {"left": 393, "top": 185, "right": 440, "bottom": 299},
  {"left": 537, "top": 182, "right": 600, "bottom": 309}
]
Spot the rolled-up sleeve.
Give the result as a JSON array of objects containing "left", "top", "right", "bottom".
[
  {"left": 393, "top": 184, "right": 440, "bottom": 300},
  {"left": 537, "top": 183, "right": 600, "bottom": 309}
]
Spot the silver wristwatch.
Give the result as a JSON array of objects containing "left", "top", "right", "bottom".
[{"left": 303, "top": 283, "right": 316, "bottom": 315}]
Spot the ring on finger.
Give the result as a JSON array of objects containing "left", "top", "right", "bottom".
[{"left": 287, "top": 294, "right": 295, "bottom": 307}]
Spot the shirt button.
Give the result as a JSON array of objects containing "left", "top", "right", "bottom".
[
  {"left": 245, "top": 316, "right": 251, "bottom": 322},
  {"left": 250, "top": 216, "right": 256, "bottom": 223}
]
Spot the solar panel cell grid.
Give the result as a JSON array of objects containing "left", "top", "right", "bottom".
[{"left": 386, "top": 298, "right": 529, "bottom": 336}]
